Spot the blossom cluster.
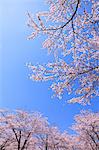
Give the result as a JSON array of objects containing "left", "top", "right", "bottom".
[{"left": 27, "top": 0, "right": 99, "bottom": 104}]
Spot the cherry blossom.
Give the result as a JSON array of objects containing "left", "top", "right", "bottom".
[
  {"left": 0, "top": 109, "right": 99, "bottom": 149},
  {"left": 27, "top": 0, "right": 99, "bottom": 105},
  {"left": 72, "top": 110, "right": 99, "bottom": 150}
]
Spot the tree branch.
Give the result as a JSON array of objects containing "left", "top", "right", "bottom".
[{"left": 43, "top": 0, "right": 80, "bottom": 31}]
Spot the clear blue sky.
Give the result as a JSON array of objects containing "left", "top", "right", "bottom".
[{"left": 0, "top": 0, "right": 99, "bottom": 132}]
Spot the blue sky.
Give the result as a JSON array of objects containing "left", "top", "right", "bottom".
[{"left": 0, "top": 0, "right": 99, "bottom": 132}]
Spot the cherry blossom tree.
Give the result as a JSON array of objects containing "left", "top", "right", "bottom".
[
  {"left": 0, "top": 109, "right": 48, "bottom": 150},
  {"left": 27, "top": 0, "right": 99, "bottom": 105},
  {"left": 35, "top": 126, "right": 73, "bottom": 150},
  {"left": 72, "top": 110, "right": 99, "bottom": 150}
]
